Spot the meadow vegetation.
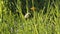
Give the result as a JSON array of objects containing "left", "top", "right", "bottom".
[{"left": 0, "top": 0, "right": 60, "bottom": 34}]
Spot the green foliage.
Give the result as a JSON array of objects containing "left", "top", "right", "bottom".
[{"left": 0, "top": 0, "right": 60, "bottom": 34}]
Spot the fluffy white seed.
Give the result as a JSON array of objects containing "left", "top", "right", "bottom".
[{"left": 24, "top": 12, "right": 31, "bottom": 19}]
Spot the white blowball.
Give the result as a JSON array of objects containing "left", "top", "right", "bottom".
[{"left": 24, "top": 12, "right": 31, "bottom": 19}]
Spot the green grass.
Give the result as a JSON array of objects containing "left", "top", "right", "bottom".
[{"left": 0, "top": 0, "right": 60, "bottom": 34}]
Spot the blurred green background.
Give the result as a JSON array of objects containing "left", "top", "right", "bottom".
[{"left": 0, "top": 0, "right": 60, "bottom": 34}]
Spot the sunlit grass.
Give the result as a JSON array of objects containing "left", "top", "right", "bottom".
[{"left": 0, "top": 0, "right": 60, "bottom": 34}]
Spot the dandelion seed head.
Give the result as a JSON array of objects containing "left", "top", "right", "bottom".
[{"left": 24, "top": 12, "right": 31, "bottom": 19}]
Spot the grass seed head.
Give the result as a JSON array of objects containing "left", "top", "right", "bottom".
[{"left": 30, "top": 7, "right": 36, "bottom": 11}]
